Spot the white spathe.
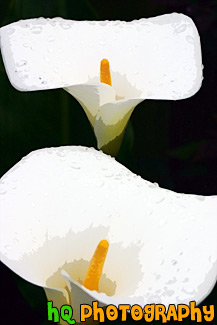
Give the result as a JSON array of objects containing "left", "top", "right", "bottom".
[
  {"left": 0, "top": 14, "right": 203, "bottom": 154},
  {"left": 0, "top": 146, "right": 216, "bottom": 321}
]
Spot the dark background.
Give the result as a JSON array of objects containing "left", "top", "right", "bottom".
[{"left": 0, "top": 0, "right": 216, "bottom": 324}]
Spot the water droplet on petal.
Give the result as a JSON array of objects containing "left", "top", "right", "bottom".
[
  {"left": 96, "top": 180, "right": 104, "bottom": 188},
  {"left": 209, "top": 256, "right": 214, "bottom": 264},
  {"left": 16, "top": 60, "right": 27, "bottom": 67},
  {"left": 7, "top": 27, "right": 15, "bottom": 35},
  {"left": 31, "top": 26, "right": 43, "bottom": 34},
  {"left": 0, "top": 188, "right": 7, "bottom": 195},
  {"left": 99, "top": 21, "right": 107, "bottom": 26},
  {"left": 153, "top": 195, "right": 164, "bottom": 204},
  {"left": 196, "top": 195, "right": 205, "bottom": 201},
  {"left": 148, "top": 182, "right": 159, "bottom": 188},
  {"left": 186, "top": 35, "right": 194, "bottom": 44},
  {"left": 57, "top": 151, "right": 66, "bottom": 158},
  {"left": 61, "top": 22, "right": 71, "bottom": 29},
  {"left": 47, "top": 35, "right": 55, "bottom": 42},
  {"left": 48, "top": 47, "right": 54, "bottom": 53},
  {"left": 71, "top": 162, "right": 80, "bottom": 170},
  {"left": 176, "top": 24, "right": 187, "bottom": 33}
]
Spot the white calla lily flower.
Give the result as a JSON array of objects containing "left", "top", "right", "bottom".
[
  {"left": 0, "top": 146, "right": 216, "bottom": 323},
  {"left": 0, "top": 14, "right": 202, "bottom": 155}
]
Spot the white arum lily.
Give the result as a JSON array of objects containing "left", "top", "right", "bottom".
[
  {"left": 0, "top": 14, "right": 202, "bottom": 155},
  {"left": 0, "top": 146, "right": 216, "bottom": 323}
]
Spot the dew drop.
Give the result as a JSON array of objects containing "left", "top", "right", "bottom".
[
  {"left": 163, "top": 289, "right": 174, "bottom": 297},
  {"left": 186, "top": 35, "right": 194, "bottom": 44},
  {"left": 99, "top": 21, "right": 107, "bottom": 26},
  {"left": 96, "top": 180, "right": 104, "bottom": 188},
  {"left": 196, "top": 195, "right": 205, "bottom": 201},
  {"left": 176, "top": 24, "right": 187, "bottom": 33},
  {"left": 7, "top": 28, "right": 15, "bottom": 35},
  {"left": 48, "top": 47, "right": 54, "bottom": 53},
  {"left": 31, "top": 26, "right": 43, "bottom": 34},
  {"left": 166, "top": 277, "right": 177, "bottom": 284},
  {"left": 61, "top": 22, "right": 71, "bottom": 29},
  {"left": 148, "top": 182, "right": 159, "bottom": 189},
  {"left": 16, "top": 60, "right": 27, "bottom": 67},
  {"left": 147, "top": 209, "right": 153, "bottom": 216},
  {"left": 209, "top": 256, "right": 214, "bottom": 264},
  {"left": 0, "top": 188, "right": 7, "bottom": 195},
  {"left": 47, "top": 35, "right": 55, "bottom": 42},
  {"left": 153, "top": 196, "right": 164, "bottom": 204},
  {"left": 71, "top": 162, "right": 80, "bottom": 170},
  {"left": 57, "top": 151, "right": 66, "bottom": 158}
]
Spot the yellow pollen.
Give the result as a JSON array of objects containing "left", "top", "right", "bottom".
[
  {"left": 100, "top": 59, "right": 112, "bottom": 86},
  {"left": 83, "top": 239, "right": 109, "bottom": 291}
]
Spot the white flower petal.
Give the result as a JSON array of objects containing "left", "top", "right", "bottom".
[
  {"left": 0, "top": 14, "right": 202, "bottom": 99},
  {"left": 65, "top": 83, "right": 116, "bottom": 126},
  {"left": 94, "top": 98, "right": 143, "bottom": 154},
  {"left": 44, "top": 286, "right": 70, "bottom": 309},
  {"left": 1, "top": 146, "right": 216, "bottom": 311},
  {"left": 61, "top": 270, "right": 106, "bottom": 320}
]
